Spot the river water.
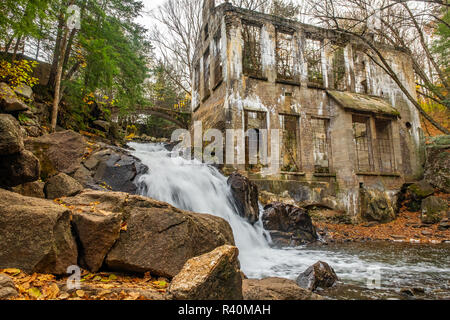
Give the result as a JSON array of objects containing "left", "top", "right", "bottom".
[{"left": 129, "top": 142, "right": 450, "bottom": 300}]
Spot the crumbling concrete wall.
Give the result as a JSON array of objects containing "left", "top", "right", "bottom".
[{"left": 192, "top": 2, "right": 423, "bottom": 220}]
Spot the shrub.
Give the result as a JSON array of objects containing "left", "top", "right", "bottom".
[{"left": 0, "top": 59, "right": 39, "bottom": 90}]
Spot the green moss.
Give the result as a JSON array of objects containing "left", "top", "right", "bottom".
[
  {"left": 407, "top": 181, "right": 434, "bottom": 199},
  {"left": 430, "top": 135, "right": 450, "bottom": 146}
]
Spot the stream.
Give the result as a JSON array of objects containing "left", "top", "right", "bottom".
[{"left": 129, "top": 142, "right": 450, "bottom": 300}]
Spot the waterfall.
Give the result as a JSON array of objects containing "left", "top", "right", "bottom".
[
  {"left": 127, "top": 142, "right": 450, "bottom": 294},
  {"left": 128, "top": 142, "right": 278, "bottom": 273}
]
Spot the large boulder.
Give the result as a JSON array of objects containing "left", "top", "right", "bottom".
[
  {"left": 11, "top": 181, "right": 45, "bottom": 199},
  {"left": 0, "top": 150, "right": 40, "bottom": 188},
  {"left": 61, "top": 190, "right": 235, "bottom": 278},
  {"left": 296, "top": 261, "right": 339, "bottom": 292},
  {"left": 262, "top": 203, "right": 318, "bottom": 247},
  {"left": 360, "top": 188, "right": 397, "bottom": 223},
  {"left": 74, "top": 147, "right": 148, "bottom": 194},
  {"left": 0, "top": 83, "right": 29, "bottom": 112},
  {"left": 242, "top": 278, "right": 322, "bottom": 300},
  {"left": 0, "top": 114, "right": 23, "bottom": 155},
  {"left": 44, "top": 173, "right": 83, "bottom": 199},
  {"left": 25, "top": 130, "right": 87, "bottom": 180},
  {"left": 227, "top": 172, "right": 259, "bottom": 224},
  {"left": 0, "top": 274, "right": 18, "bottom": 299},
  {"left": 421, "top": 196, "right": 449, "bottom": 225},
  {"left": 407, "top": 181, "right": 435, "bottom": 200},
  {"left": 169, "top": 245, "right": 243, "bottom": 300},
  {"left": 71, "top": 209, "right": 123, "bottom": 272},
  {"left": 0, "top": 189, "right": 78, "bottom": 275},
  {"left": 401, "top": 181, "right": 436, "bottom": 212},
  {"left": 424, "top": 140, "right": 450, "bottom": 193}
]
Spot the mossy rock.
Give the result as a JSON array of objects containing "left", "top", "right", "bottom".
[
  {"left": 407, "top": 181, "right": 435, "bottom": 199},
  {"left": 361, "top": 189, "right": 397, "bottom": 223},
  {"left": 421, "top": 196, "right": 448, "bottom": 224}
]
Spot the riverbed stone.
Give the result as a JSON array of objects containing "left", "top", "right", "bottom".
[
  {"left": 262, "top": 203, "right": 318, "bottom": 246},
  {"left": 74, "top": 147, "right": 148, "bottom": 194},
  {"left": 407, "top": 181, "right": 435, "bottom": 200},
  {"left": 421, "top": 196, "right": 448, "bottom": 224},
  {"left": 243, "top": 277, "right": 322, "bottom": 300},
  {"left": 14, "top": 84, "right": 33, "bottom": 100},
  {"left": 93, "top": 120, "right": 111, "bottom": 133},
  {"left": 169, "top": 245, "right": 243, "bottom": 300},
  {"left": 438, "top": 219, "right": 450, "bottom": 231},
  {"left": 296, "top": 261, "right": 339, "bottom": 291},
  {"left": 227, "top": 172, "right": 260, "bottom": 224},
  {"left": 105, "top": 195, "right": 236, "bottom": 278}
]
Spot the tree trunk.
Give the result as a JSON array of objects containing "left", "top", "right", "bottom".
[
  {"left": 51, "top": 26, "right": 71, "bottom": 132},
  {"left": 62, "top": 28, "right": 77, "bottom": 72},
  {"left": 48, "top": 15, "right": 65, "bottom": 89},
  {"left": 12, "top": 35, "right": 22, "bottom": 62},
  {"left": 3, "top": 36, "right": 14, "bottom": 55}
]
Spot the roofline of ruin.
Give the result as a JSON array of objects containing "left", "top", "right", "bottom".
[{"left": 194, "top": 2, "right": 409, "bottom": 61}]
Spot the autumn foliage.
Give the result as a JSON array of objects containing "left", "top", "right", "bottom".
[{"left": 0, "top": 59, "right": 39, "bottom": 90}]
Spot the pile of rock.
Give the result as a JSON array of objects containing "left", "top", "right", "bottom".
[
  {"left": 6, "top": 130, "right": 87, "bottom": 199},
  {"left": 6, "top": 129, "right": 147, "bottom": 198},
  {"left": 227, "top": 172, "right": 319, "bottom": 247},
  {"left": 0, "top": 186, "right": 334, "bottom": 300},
  {"left": 399, "top": 179, "right": 449, "bottom": 226},
  {"left": 73, "top": 144, "right": 148, "bottom": 194},
  {"left": 0, "top": 189, "right": 235, "bottom": 276},
  {"left": 0, "top": 82, "right": 47, "bottom": 138},
  {"left": 0, "top": 188, "right": 241, "bottom": 300}
]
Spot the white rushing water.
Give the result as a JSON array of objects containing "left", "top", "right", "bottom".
[{"left": 129, "top": 142, "right": 450, "bottom": 296}]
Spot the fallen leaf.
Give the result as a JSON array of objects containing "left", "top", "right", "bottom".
[
  {"left": 108, "top": 274, "right": 118, "bottom": 281},
  {"left": 76, "top": 290, "right": 85, "bottom": 298},
  {"left": 59, "top": 293, "right": 70, "bottom": 300},
  {"left": 43, "top": 283, "right": 60, "bottom": 300},
  {"left": 98, "top": 290, "right": 112, "bottom": 297},
  {"left": 28, "top": 287, "right": 42, "bottom": 299},
  {"left": 2, "top": 268, "right": 21, "bottom": 276}
]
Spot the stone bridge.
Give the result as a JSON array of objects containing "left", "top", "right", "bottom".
[{"left": 111, "top": 106, "right": 192, "bottom": 129}]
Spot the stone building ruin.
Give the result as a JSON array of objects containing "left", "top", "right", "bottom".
[{"left": 191, "top": 0, "right": 424, "bottom": 220}]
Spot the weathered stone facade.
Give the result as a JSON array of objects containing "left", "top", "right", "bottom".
[{"left": 192, "top": 1, "right": 424, "bottom": 220}]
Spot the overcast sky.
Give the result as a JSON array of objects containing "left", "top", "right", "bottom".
[{"left": 137, "top": 0, "right": 166, "bottom": 30}]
